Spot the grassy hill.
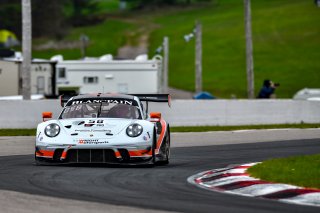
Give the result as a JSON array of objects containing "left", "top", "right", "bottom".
[
  {"left": 149, "top": 0, "right": 320, "bottom": 98},
  {"left": 33, "top": 0, "right": 320, "bottom": 98},
  {"left": 33, "top": 19, "right": 134, "bottom": 59}
]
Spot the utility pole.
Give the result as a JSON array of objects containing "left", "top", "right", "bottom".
[
  {"left": 195, "top": 20, "right": 202, "bottom": 93},
  {"left": 80, "top": 34, "right": 89, "bottom": 59},
  {"left": 22, "top": 0, "right": 32, "bottom": 100},
  {"left": 163, "top": 36, "right": 169, "bottom": 93},
  {"left": 244, "top": 0, "right": 255, "bottom": 99}
]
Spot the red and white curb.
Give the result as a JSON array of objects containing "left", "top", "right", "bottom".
[{"left": 187, "top": 163, "right": 320, "bottom": 207}]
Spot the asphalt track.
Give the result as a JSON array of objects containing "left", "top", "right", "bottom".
[{"left": 0, "top": 134, "right": 320, "bottom": 212}]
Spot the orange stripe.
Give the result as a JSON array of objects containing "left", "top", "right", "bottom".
[
  {"left": 35, "top": 150, "right": 54, "bottom": 158},
  {"left": 128, "top": 149, "right": 151, "bottom": 157},
  {"left": 60, "top": 151, "right": 67, "bottom": 159},
  {"left": 114, "top": 151, "right": 121, "bottom": 158}
]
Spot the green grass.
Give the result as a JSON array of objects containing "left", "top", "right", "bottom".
[
  {"left": 0, "top": 129, "right": 36, "bottom": 136},
  {"left": 32, "top": 0, "right": 320, "bottom": 98},
  {"left": 149, "top": 0, "right": 320, "bottom": 98},
  {"left": 0, "top": 123, "right": 319, "bottom": 136},
  {"left": 33, "top": 19, "right": 136, "bottom": 59},
  {"left": 170, "top": 123, "right": 320, "bottom": 132},
  {"left": 96, "top": 0, "right": 120, "bottom": 14},
  {"left": 248, "top": 154, "right": 320, "bottom": 189}
]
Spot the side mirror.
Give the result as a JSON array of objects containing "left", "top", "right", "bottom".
[
  {"left": 42, "top": 112, "right": 53, "bottom": 122},
  {"left": 150, "top": 112, "right": 161, "bottom": 121}
]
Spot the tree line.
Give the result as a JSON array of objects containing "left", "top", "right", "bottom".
[
  {"left": 0, "top": 0, "right": 211, "bottom": 39},
  {"left": 0, "top": 0, "right": 102, "bottom": 39}
]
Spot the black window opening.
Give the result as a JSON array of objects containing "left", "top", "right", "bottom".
[
  {"left": 84, "top": 76, "right": 99, "bottom": 84},
  {"left": 58, "top": 68, "right": 66, "bottom": 78}
]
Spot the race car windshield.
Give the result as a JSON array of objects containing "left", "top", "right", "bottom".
[{"left": 60, "top": 102, "right": 141, "bottom": 119}]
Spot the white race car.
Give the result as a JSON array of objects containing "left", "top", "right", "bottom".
[{"left": 35, "top": 93, "right": 171, "bottom": 166}]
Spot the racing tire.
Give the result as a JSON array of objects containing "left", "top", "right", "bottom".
[
  {"left": 151, "top": 128, "right": 157, "bottom": 165},
  {"left": 156, "top": 125, "right": 170, "bottom": 166},
  {"left": 34, "top": 154, "right": 47, "bottom": 166}
]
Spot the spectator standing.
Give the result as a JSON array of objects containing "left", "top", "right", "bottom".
[{"left": 257, "top": 79, "right": 279, "bottom": 99}]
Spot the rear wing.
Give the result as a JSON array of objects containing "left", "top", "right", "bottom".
[
  {"left": 59, "top": 93, "right": 171, "bottom": 108},
  {"left": 131, "top": 94, "right": 171, "bottom": 107}
]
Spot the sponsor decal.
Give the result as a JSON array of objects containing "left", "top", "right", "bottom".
[
  {"left": 82, "top": 120, "right": 105, "bottom": 127},
  {"left": 93, "top": 129, "right": 111, "bottom": 133},
  {"left": 71, "top": 99, "right": 133, "bottom": 106},
  {"left": 76, "top": 139, "right": 109, "bottom": 145},
  {"left": 75, "top": 129, "right": 90, "bottom": 132},
  {"left": 85, "top": 124, "right": 95, "bottom": 127},
  {"left": 77, "top": 139, "right": 98, "bottom": 144},
  {"left": 75, "top": 129, "right": 111, "bottom": 133}
]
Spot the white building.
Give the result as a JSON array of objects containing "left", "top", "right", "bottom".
[
  {"left": 0, "top": 58, "right": 57, "bottom": 97},
  {"left": 55, "top": 54, "right": 162, "bottom": 95}
]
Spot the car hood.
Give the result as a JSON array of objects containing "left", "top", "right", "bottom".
[{"left": 57, "top": 118, "right": 134, "bottom": 137}]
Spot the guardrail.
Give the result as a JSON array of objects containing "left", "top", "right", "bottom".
[{"left": 0, "top": 99, "right": 319, "bottom": 128}]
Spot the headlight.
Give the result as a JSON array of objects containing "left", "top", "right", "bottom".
[
  {"left": 126, "top": 124, "right": 143, "bottom": 137},
  {"left": 44, "top": 123, "right": 60, "bottom": 137}
]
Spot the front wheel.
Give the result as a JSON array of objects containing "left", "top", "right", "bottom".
[
  {"left": 151, "top": 128, "right": 157, "bottom": 165},
  {"left": 157, "top": 126, "right": 170, "bottom": 165}
]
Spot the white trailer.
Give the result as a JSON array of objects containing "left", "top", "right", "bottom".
[{"left": 55, "top": 55, "right": 162, "bottom": 95}]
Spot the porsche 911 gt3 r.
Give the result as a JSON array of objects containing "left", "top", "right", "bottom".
[{"left": 35, "top": 93, "right": 171, "bottom": 165}]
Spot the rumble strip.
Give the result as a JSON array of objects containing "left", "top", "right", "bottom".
[{"left": 187, "top": 163, "right": 320, "bottom": 207}]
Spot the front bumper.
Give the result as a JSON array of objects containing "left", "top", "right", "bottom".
[{"left": 35, "top": 144, "right": 153, "bottom": 164}]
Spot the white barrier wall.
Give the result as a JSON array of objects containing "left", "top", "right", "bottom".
[{"left": 0, "top": 99, "right": 319, "bottom": 128}]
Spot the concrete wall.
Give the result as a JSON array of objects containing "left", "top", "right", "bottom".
[{"left": 0, "top": 99, "right": 319, "bottom": 128}]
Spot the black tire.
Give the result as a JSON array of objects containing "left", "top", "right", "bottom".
[
  {"left": 157, "top": 125, "right": 170, "bottom": 166},
  {"left": 151, "top": 128, "right": 157, "bottom": 165},
  {"left": 34, "top": 155, "right": 46, "bottom": 166},
  {"left": 34, "top": 152, "right": 40, "bottom": 165}
]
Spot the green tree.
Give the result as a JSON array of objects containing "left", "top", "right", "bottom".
[
  {"left": 69, "top": 0, "right": 100, "bottom": 26},
  {"left": 32, "top": 0, "right": 66, "bottom": 39},
  {"left": 0, "top": 0, "right": 21, "bottom": 38},
  {"left": 127, "top": 0, "right": 211, "bottom": 9}
]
